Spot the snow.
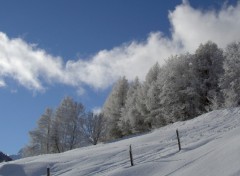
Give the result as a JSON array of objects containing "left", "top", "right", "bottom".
[{"left": 1, "top": 108, "right": 240, "bottom": 176}]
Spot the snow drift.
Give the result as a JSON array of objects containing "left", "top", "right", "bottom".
[{"left": 1, "top": 108, "right": 240, "bottom": 176}]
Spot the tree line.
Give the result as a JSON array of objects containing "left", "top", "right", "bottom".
[
  {"left": 23, "top": 97, "right": 104, "bottom": 157},
  {"left": 102, "top": 41, "right": 240, "bottom": 139},
  {"left": 24, "top": 41, "right": 240, "bottom": 156}
]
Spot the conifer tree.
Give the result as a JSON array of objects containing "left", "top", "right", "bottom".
[
  {"left": 103, "top": 77, "right": 129, "bottom": 139},
  {"left": 221, "top": 42, "right": 240, "bottom": 107},
  {"left": 192, "top": 41, "right": 224, "bottom": 112},
  {"left": 119, "top": 77, "right": 141, "bottom": 135}
]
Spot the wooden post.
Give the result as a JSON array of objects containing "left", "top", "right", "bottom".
[
  {"left": 47, "top": 167, "right": 50, "bottom": 176},
  {"left": 176, "top": 129, "right": 181, "bottom": 151},
  {"left": 129, "top": 145, "right": 134, "bottom": 166}
]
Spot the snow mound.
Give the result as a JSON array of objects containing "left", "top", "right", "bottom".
[{"left": 1, "top": 108, "right": 240, "bottom": 176}]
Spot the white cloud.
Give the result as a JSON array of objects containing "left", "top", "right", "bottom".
[
  {"left": 0, "top": 32, "right": 65, "bottom": 91},
  {"left": 170, "top": 1, "right": 240, "bottom": 52},
  {"left": 0, "top": 2, "right": 240, "bottom": 92},
  {"left": 65, "top": 32, "right": 182, "bottom": 89}
]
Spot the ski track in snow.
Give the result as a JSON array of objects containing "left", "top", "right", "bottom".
[{"left": 1, "top": 108, "right": 240, "bottom": 176}]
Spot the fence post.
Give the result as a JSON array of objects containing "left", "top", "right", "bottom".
[
  {"left": 176, "top": 129, "right": 181, "bottom": 151},
  {"left": 129, "top": 145, "right": 134, "bottom": 166},
  {"left": 47, "top": 167, "right": 50, "bottom": 176}
]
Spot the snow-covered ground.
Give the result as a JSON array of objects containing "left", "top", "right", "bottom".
[{"left": 1, "top": 108, "right": 240, "bottom": 176}]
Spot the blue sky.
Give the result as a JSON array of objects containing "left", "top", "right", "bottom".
[{"left": 0, "top": 0, "right": 240, "bottom": 155}]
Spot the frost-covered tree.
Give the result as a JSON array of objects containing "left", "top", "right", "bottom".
[
  {"left": 159, "top": 54, "right": 201, "bottom": 122},
  {"left": 221, "top": 42, "right": 240, "bottom": 107},
  {"left": 192, "top": 41, "right": 224, "bottom": 112},
  {"left": 24, "top": 108, "right": 53, "bottom": 156},
  {"left": 52, "top": 97, "right": 85, "bottom": 153},
  {"left": 134, "top": 83, "right": 151, "bottom": 131},
  {"left": 145, "top": 62, "right": 160, "bottom": 85},
  {"left": 119, "top": 77, "right": 142, "bottom": 135},
  {"left": 131, "top": 63, "right": 162, "bottom": 130},
  {"left": 25, "top": 97, "right": 107, "bottom": 156},
  {"left": 103, "top": 77, "right": 129, "bottom": 139},
  {"left": 81, "top": 112, "right": 104, "bottom": 145},
  {"left": 145, "top": 63, "right": 166, "bottom": 127}
]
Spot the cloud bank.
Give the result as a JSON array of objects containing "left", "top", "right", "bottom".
[
  {"left": 170, "top": 1, "right": 240, "bottom": 51},
  {"left": 0, "top": 2, "right": 240, "bottom": 92}
]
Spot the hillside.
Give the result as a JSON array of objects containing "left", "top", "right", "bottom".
[{"left": 1, "top": 108, "right": 240, "bottom": 176}]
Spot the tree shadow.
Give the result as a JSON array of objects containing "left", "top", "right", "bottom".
[{"left": 0, "top": 164, "right": 27, "bottom": 176}]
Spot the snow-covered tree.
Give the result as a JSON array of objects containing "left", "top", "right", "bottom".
[
  {"left": 134, "top": 83, "right": 152, "bottom": 131},
  {"left": 24, "top": 108, "right": 53, "bottom": 156},
  {"left": 81, "top": 112, "right": 104, "bottom": 145},
  {"left": 119, "top": 77, "right": 142, "bottom": 135},
  {"left": 192, "top": 41, "right": 224, "bottom": 112},
  {"left": 221, "top": 42, "right": 240, "bottom": 107},
  {"left": 145, "top": 63, "right": 166, "bottom": 127},
  {"left": 52, "top": 97, "right": 85, "bottom": 153},
  {"left": 145, "top": 62, "right": 160, "bottom": 85},
  {"left": 103, "top": 77, "right": 129, "bottom": 139},
  {"left": 132, "top": 63, "right": 162, "bottom": 130},
  {"left": 159, "top": 54, "right": 201, "bottom": 122}
]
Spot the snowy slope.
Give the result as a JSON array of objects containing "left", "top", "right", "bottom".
[{"left": 1, "top": 108, "right": 240, "bottom": 176}]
